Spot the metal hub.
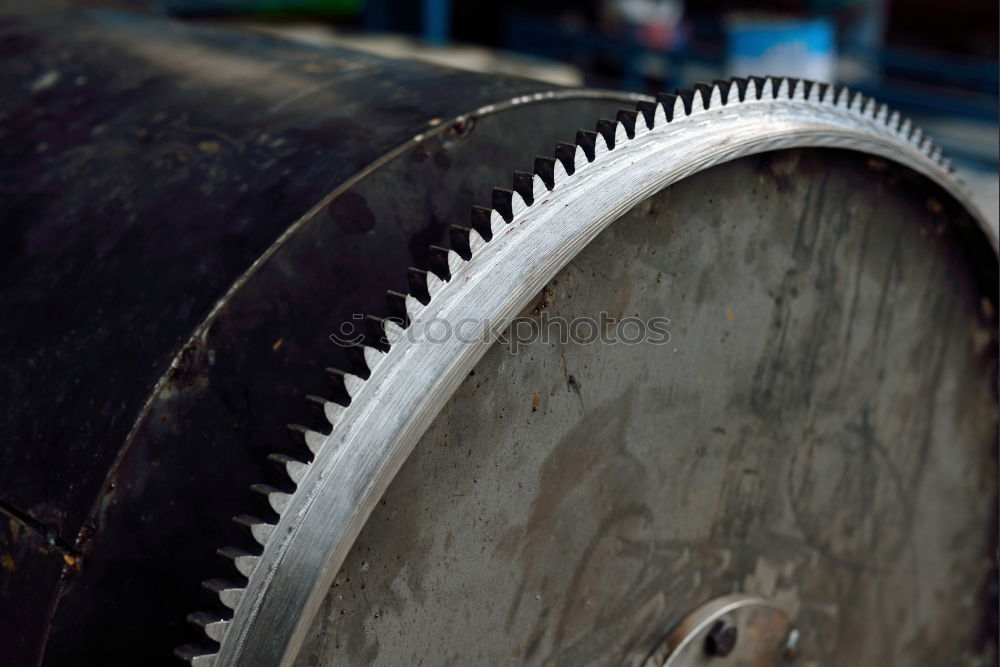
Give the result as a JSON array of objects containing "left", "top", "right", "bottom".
[{"left": 644, "top": 595, "right": 793, "bottom": 667}]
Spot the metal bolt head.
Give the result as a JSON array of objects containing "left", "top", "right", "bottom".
[
  {"left": 784, "top": 628, "right": 801, "bottom": 659},
  {"left": 705, "top": 620, "right": 738, "bottom": 657}
]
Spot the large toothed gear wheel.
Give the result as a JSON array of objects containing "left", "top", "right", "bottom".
[
  {"left": 182, "top": 81, "right": 998, "bottom": 665},
  {"left": 0, "top": 9, "right": 996, "bottom": 667}
]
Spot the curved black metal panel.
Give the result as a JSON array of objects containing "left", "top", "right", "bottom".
[{"left": 0, "top": 8, "right": 640, "bottom": 664}]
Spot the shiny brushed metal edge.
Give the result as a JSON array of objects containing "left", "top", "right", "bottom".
[{"left": 192, "top": 78, "right": 993, "bottom": 666}]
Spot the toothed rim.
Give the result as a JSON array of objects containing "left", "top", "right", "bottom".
[{"left": 179, "top": 76, "right": 992, "bottom": 666}]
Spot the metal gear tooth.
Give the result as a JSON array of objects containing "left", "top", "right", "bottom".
[
  {"left": 674, "top": 88, "right": 696, "bottom": 114},
  {"left": 266, "top": 453, "right": 309, "bottom": 486},
  {"left": 616, "top": 109, "right": 638, "bottom": 138},
  {"left": 403, "top": 293, "right": 424, "bottom": 321},
  {"left": 323, "top": 397, "right": 347, "bottom": 426},
  {"left": 363, "top": 315, "right": 393, "bottom": 351},
  {"left": 776, "top": 77, "right": 791, "bottom": 99},
  {"left": 504, "top": 177, "right": 534, "bottom": 224},
  {"left": 769, "top": 76, "right": 783, "bottom": 99},
  {"left": 635, "top": 100, "right": 657, "bottom": 130},
  {"left": 759, "top": 76, "right": 777, "bottom": 100},
  {"left": 693, "top": 82, "right": 712, "bottom": 109},
  {"left": 233, "top": 514, "right": 276, "bottom": 546},
  {"left": 849, "top": 90, "right": 865, "bottom": 113},
  {"left": 386, "top": 290, "right": 411, "bottom": 327},
  {"left": 469, "top": 205, "right": 494, "bottom": 241},
  {"left": 858, "top": 94, "right": 878, "bottom": 115},
  {"left": 551, "top": 149, "right": 573, "bottom": 185},
  {"left": 446, "top": 248, "right": 470, "bottom": 276},
  {"left": 425, "top": 270, "right": 447, "bottom": 298},
  {"left": 651, "top": 98, "right": 669, "bottom": 124},
  {"left": 407, "top": 267, "right": 431, "bottom": 304},
  {"left": 803, "top": 79, "right": 819, "bottom": 102},
  {"left": 826, "top": 84, "right": 841, "bottom": 106},
  {"left": 217, "top": 546, "right": 260, "bottom": 578},
  {"left": 686, "top": 86, "right": 707, "bottom": 113},
  {"left": 612, "top": 121, "right": 630, "bottom": 150},
  {"left": 175, "top": 644, "right": 218, "bottom": 666},
  {"left": 834, "top": 85, "right": 852, "bottom": 109},
  {"left": 467, "top": 225, "right": 488, "bottom": 254},
  {"left": 709, "top": 83, "right": 724, "bottom": 108},
  {"left": 202, "top": 578, "right": 244, "bottom": 611},
  {"left": 323, "top": 369, "right": 364, "bottom": 401},
  {"left": 575, "top": 129, "right": 598, "bottom": 162},
  {"left": 383, "top": 317, "right": 405, "bottom": 345},
  {"left": 899, "top": 118, "right": 913, "bottom": 140},
  {"left": 344, "top": 342, "right": 371, "bottom": 378},
  {"left": 343, "top": 344, "right": 371, "bottom": 379},
  {"left": 875, "top": 103, "right": 888, "bottom": 123},
  {"left": 816, "top": 81, "right": 831, "bottom": 103},
  {"left": 887, "top": 110, "right": 901, "bottom": 131},
  {"left": 492, "top": 187, "right": 515, "bottom": 222},
  {"left": 592, "top": 129, "right": 613, "bottom": 160},
  {"left": 533, "top": 156, "right": 557, "bottom": 191},
  {"left": 686, "top": 84, "right": 713, "bottom": 109},
  {"left": 745, "top": 76, "right": 763, "bottom": 100},
  {"left": 304, "top": 394, "right": 330, "bottom": 422},
  {"left": 785, "top": 77, "right": 802, "bottom": 99},
  {"left": 512, "top": 170, "right": 535, "bottom": 205},
  {"left": 188, "top": 611, "right": 232, "bottom": 643},
  {"left": 427, "top": 245, "right": 453, "bottom": 280},
  {"left": 670, "top": 94, "right": 687, "bottom": 120},
  {"left": 792, "top": 78, "right": 807, "bottom": 100},
  {"left": 595, "top": 118, "right": 618, "bottom": 150},
  {"left": 655, "top": 92, "right": 677, "bottom": 121},
  {"left": 862, "top": 96, "right": 877, "bottom": 118},
  {"left": 250, "top": 483, "right": 292, "bottom": 515},
  {"left": 450, "top": 224, "right": 475, "bottom": 260},
  {"left": 712, "top": 79, "right": 733, "bottom": 105},
  {"left": 525, "top": 173, "right": 547, "bottom": 206},
  {"left": 729, "top": 77, "right": 749, "bottom": 102},
  {"left": 287, "top": 422, "right": 327, "bottom": 455},
  {"left": 282, "top": 423, "right": 319, "bottom": 459},
  {"left": 362, "top": 343, "right": 387, "bottom": 372},
  {"left": 554, "top": 141, "right": 577, "bottom": 176}
]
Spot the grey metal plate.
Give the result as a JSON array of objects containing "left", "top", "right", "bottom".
[{"left": 298, "top": 149, "right": 997, "bottom": 666}]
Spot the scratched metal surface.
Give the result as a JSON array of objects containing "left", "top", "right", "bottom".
[{"left": 297, "top": 149, "right": 998, "bottom": 666}]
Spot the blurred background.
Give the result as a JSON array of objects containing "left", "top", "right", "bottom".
[
  {"left": 130, "top": 0, "right": 999, "bottom": 227},
  {"left": 2, "top": 0, "right": 996, "bottom": 232}
]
